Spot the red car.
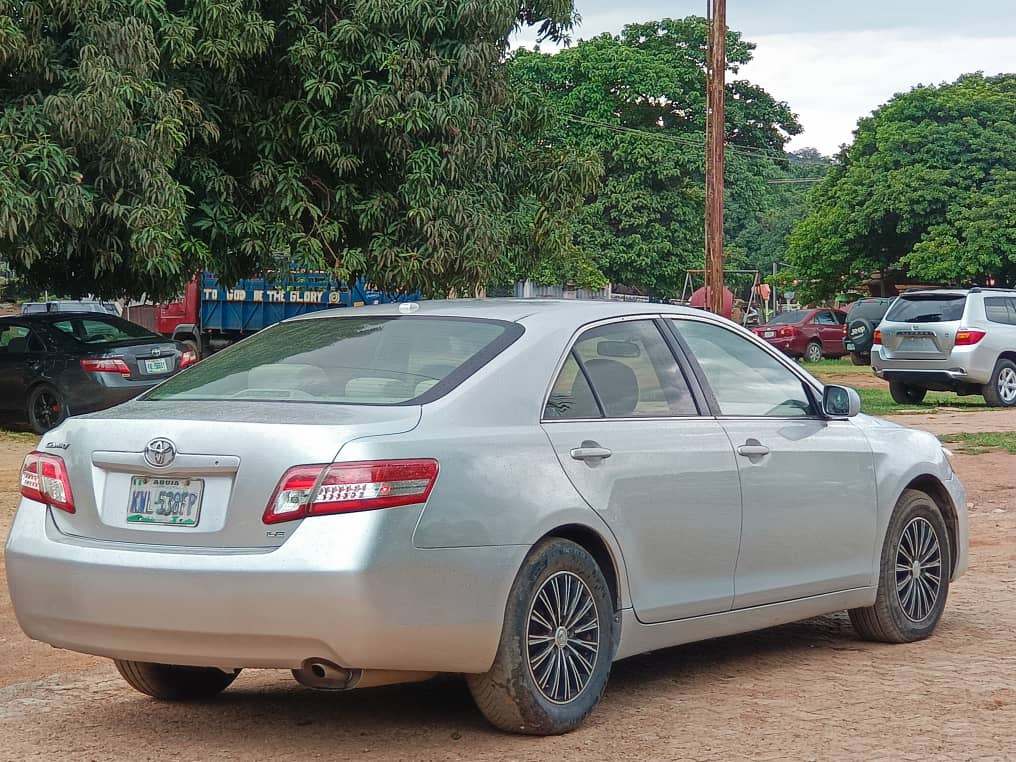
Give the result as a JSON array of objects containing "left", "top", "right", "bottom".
[{"left": 751, "top": 308, "right": 848, "bottom": 362}]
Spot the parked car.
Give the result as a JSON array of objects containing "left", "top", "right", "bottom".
[
  {"left": 843, "top": 297, "right": 896, "bottom": 365},
  {"left": 7, "top": 300, "right": 967, "bottom": 735},
  {"left": 20, "top": 300, "right": 121, "bottom": 316},
  {"left": 751, "top": 308, "right": 848, "bottom": 362},
  {"left": 0, "top": 313, "right": 197, "bottom": 433},
  {"left": 872, "top": 287, "right": 1016, "bottom": 406}
]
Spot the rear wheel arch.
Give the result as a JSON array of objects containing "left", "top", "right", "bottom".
[
  {"left": 540, "top": 524, "right": 622, "bottom": 612},
  {"left": 902, "top": 475, "right": 959, "bottom": 577}
]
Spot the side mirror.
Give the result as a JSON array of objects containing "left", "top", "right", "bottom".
[{"left": 823, "top": 384, "right": 861, "bottom": 418}]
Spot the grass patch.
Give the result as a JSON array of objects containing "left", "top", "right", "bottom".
[
  {"left": 0, "top": 429, "right": 38, "bottom": 444},
  {"left": 800, "top": 357, "right": 872, "bottom": 375},
  {"left": 940, "top": 432, "right": 1016, "bottom": 455},
  {"left": 857, "top": 388, "right": 992, "bottom": 416}
]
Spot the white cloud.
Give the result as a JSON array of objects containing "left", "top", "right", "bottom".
[{"left": 743, "top": 29, "right": 1016, "bottom": 154}]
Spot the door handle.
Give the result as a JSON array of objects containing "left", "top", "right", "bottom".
[
  {"left": 736, "top": 442, "right": 770, "bottom": 457},
  {"left": 570, "top": 441, "right": 612, "bottom": 461}
]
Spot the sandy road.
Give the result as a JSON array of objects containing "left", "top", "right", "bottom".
[{"left": 1, "top": 442, "right": 1014, "bottom": 760}]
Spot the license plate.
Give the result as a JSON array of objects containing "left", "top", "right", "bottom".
[
  {"left": 846, "top": 342, "right": 856, "bottom": 350},
  {"left": 764, "top": 331, "right": 776, "bottom": 338},
  {"left": 127, "top": 477, "right": 203, "bottom": 526},
  {"left": 145, "top": 357, "right": 169, "bottom": 374}
]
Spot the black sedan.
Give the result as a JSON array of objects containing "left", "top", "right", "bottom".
[{"left": 0, "top": 313, "right": 196, "bottom": 433}]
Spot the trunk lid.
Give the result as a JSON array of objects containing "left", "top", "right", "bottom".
[
  {"left": 90, "top": 340, "right": 183, "bottom": 381},
  {"left": 878, "top": 293, "right": 968, "bottom": 360},
  {"left": 41, "top": 400, "right": 421, "bottom": 549}
]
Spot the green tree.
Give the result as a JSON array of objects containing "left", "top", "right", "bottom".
[
  {"left": 509, "top": 17, "right": 801, "bottom": 298},
  {"left": 725, "top": 148, "right": 834, "bottom": 274},
  {"left": 787, "top": 73, "right": 1016, "bottom": 301},
  {"left": 0, "top": 0, "right": 598, "bottom": 299}
]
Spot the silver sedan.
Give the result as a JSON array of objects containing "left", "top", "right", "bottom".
[{"left": 6, "top": 299, "right": 967, "bottom": 734}]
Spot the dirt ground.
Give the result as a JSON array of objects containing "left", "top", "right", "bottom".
[{"left": 1, "top": 435, "right": 1014, "bottom": 760}]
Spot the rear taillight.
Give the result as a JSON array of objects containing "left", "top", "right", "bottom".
[
  {"left": 872, "top": 329, "right": 882, "bottom": 345},
  {"left": 20, "top": 451, "right": 75, "bottom": 513},
  {"left": 179, "top": 349, "right": 198, "bottom": 369},
  {"left": 81, "top": 357, "right": 131, "bottom": 376},
  {"left": 778, "top": 326, "right": 798, "bottom": 337},
  {"left": 263, "top": 459, "right": 439, "bottom": 524},
  {"left": 954, "top": 329, "right": 986, "bottom": 346}
]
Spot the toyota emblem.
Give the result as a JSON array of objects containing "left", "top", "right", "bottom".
[
  {"left": 150, "top": 348, "right": 162, "bottom": 357},
  {"left": 144, "top": 438, "right": 177, "bottom": 468}
]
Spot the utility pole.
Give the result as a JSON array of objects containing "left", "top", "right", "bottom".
[{"left": 704, "top": 0, "right": 727, "bottom": 314}]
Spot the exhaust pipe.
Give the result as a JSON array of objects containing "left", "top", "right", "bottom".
[{"left": 292, "top": 659, "right": 435, "bottom": 691}]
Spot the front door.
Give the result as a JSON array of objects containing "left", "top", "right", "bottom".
[
  {"left": 670, "top": 318, "right": 878, "bottom": 609},
  {"left": 541, "top": 318, "right": 743, "bottom": 623}
]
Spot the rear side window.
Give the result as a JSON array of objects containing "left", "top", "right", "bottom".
[
  {"left": 885, "top": 295, "right": 966, "bottom": 323},
  {"left": 0, "top": 325, "right": 44, "bottom": 353},
  {"left": 984, "top": 297, "right": 1016, "bottom": 325},
  {"left": 146, "top": 316, "right": 519, "bottom": 405},
  {"left": 544, "top": 320, "right": 697, "bottom": 419},
  {"left": 51, "top": 316, "right": 157, "bottom": 344}
]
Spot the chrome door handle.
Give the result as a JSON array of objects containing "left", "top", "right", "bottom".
[
  {"left": 570, "top": 441, "right": 612, "bottom": 461},
  {"left": 736, "top": 443, "right": 770, "bottom": 457}
]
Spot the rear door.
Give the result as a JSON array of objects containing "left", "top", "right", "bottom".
[
  {"left": 878, "top": 293, "right": 967, "bottom": 360},
  {"left": 813, "top": 311, "right": 841, "bottom": 353},
  {"left": 541, "top": 318, "right": 743, "bottom": 622},
  {"left": 669, "top": 317, "right": 877, "bottom": 608},
  {"left": 0, "top": 323, "right": 45, "bottom": 416}
]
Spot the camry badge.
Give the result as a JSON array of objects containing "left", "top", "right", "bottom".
[{"left": 144, "top": 438, "right": 177, "bottom": 468}]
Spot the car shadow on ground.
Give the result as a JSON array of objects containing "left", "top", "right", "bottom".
[{"left": 74, "top": 613, "right": 863, "bottom": 743}]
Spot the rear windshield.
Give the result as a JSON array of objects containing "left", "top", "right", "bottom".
[
  {"left": 884, "top": 295, "right": 966, "bottom": 323},
  {"left": 51, "top": 316, "right": 159, "bottom": 344},
  {"left": 767, "top": 310, "right": 809, "bottom": 324},
  {"left": 849, "top": 299, "right": 894, "bottom": 320},
  {"left": 145, "top": 316, "right": 520, "bottom": 405}
]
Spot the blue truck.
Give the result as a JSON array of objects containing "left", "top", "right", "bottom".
[{"left": 149, "top": 271, "right": 419, "bottom": 355}]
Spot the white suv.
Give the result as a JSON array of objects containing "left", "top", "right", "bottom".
[{"left": 872, "top": 288, "right": 1016, "bottom": 407}]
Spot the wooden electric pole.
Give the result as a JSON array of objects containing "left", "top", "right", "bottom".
[{"left": 704, "top": 0, "right": 727, "bottom": 314}]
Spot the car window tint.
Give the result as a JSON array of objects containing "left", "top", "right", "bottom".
[
  {"left": 146, "top": 316, "right": 516, "bottom": 405},
  {"left": 671, "top": 319, "right": 816, "bottom": 418},
  {"left": 0, "top": 325, "right": 31, "bottom": 354},
  {"left": 569, "top": 321, "right": 697, "bottom": 418},
  {"left": 885, "top": 295, "right": 966, "bottom": 323},
  {"left": 51, "top": 316, "right": 157, "bottom": 344},
  {"left": 983, "top": 297, "right": 1016, "bottom": 325},
  {"left": 544, "top": 353, "right": 601, "bottom": 419},
  {"left": 834, "top": 311, "right": 846, "bottom": 324}
]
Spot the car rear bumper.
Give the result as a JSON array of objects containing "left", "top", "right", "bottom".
[
  {"left": 871, "top": 346, "right": 994, "bottom": 387},
  {"left": 5, "top": 500, "right": 524, "bottom": 673}
]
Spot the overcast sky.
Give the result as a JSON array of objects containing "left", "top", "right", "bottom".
[{"left": 515, "top": 1, "right": 1016, "bottom": 154}]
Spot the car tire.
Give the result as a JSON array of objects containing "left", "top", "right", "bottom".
[
  {"left": 466, "top": 539, "right": 617, "bottom": 735},
  {"left": 888, "top": 381, "right": 927, "bottom": 405},
  {"left": 114, "top": 660, "right": 240, "bottom": 700},
  {"left": 849, "top": 489, "right": 951, "bottom": 643},
  {"left": 26, "top": 384, "right": 68, "bottom": 434},
  {"left": 803, "top": 341, "right": 823, "bottom": 363},
  {"left": 849, "top": 352, "right": 869, "bottom": 366},
  {"left": 981, "top": 359, "right": 1016, "bottom": 407}
]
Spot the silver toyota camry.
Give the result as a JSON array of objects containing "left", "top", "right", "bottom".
[{"left": 6, "top": 299, "right": 967, "bottom": 734}]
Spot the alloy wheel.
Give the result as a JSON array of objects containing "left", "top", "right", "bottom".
[
  {"left": 526, "top": 571, "right": 600, "bottom": 704},
  {"left": 34, "top": 390, "right": 63, "bottom": 430},
  {"left": 997, "top": 367, "right": 1016, "bottom": 404},
  {"left": 895, "top": 517, "right": 943, "bottom": 622}
]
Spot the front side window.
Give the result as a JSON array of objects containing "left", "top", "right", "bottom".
[
  {"left": 545, "top": 320, "right": 697, "bottom": 420},
  {"left": 147, "top": 316, "right": 517, "bottom": 405},
  {"left": 814, "top": 312, "right": 837, "bottom": 325},
  {"left": 671, "top": 319, "right": 816, "bottom": 418}
]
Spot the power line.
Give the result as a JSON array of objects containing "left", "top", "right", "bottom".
[{"left": 563, "top": 114, "right": 795, "bottom": 164}]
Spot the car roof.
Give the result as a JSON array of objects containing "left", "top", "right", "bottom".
[
  {"left": 1, "top": 311, "right": 121, "bottom": 324},
  {"left": 287, "top": 298, "right": 715, "bottom": 325}
]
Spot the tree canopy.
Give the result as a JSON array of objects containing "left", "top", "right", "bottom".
[
  {"left": 509, "top": 17, "right": 801, "bottom": 297},
  {"left": 787, "top": 73, "right": 1016, "bottom": 301},
  {"left": 0, "top": 0, "right": 599, "bottom": 299}
]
